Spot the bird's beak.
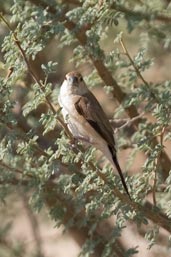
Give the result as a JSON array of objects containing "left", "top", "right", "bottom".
[{"left": 69, "top": 76, "right": 79, "bottom": 86}]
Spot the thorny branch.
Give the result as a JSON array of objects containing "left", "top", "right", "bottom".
[{"left": 110, "top": 111, "right": 145, "bottom": 132}]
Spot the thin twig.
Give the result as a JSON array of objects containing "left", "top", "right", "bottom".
[
  {"left": 111, "top": 111, "right": 145, "bottom": 133},
  {"left": 119, "top": 37, "right": 159, "bottom": 102},
  {"left": 119, "top": 37, "right": 149, "bottom": 86}
]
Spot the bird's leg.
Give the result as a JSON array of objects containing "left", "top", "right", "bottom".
[
  {"left": 68, "top": 137, "right": 78, "bottom": 150},
  {"left": 74, "top": 135, "right": 91, "bottom": 143},
  {"left": 69, "top": 135, "right": 91, "bottom": 150}
]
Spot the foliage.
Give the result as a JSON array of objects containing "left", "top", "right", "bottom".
[{"left": 0, "top": 0, "right": 171, "bottom": 256}]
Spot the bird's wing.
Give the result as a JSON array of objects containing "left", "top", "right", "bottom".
[
  {"left": 75, "top": 91, "right": 130, "bottom": 198},
  {"left": 74, "top": 91, "right": 115, "bottom": 147}
]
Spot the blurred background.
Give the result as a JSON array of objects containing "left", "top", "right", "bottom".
[{"left": 1, "top": 0, "right": 171, "bottom": 256}]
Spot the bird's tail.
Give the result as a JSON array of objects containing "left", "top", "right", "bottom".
[{"left": 108, "top": 145, "right": 131, "bottom": 199}]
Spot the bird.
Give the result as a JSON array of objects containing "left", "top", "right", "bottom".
[{"left": 58, "top": 71, "right": 130, "bottom": 197}]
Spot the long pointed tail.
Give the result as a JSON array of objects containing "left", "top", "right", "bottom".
[{"left": 108, "top": 146, "right": 131, "bottom": 199}]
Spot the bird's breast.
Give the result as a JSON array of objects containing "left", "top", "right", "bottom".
[
  {"left": 59, "top": 94, "right": 85, "bottom": 135},
  {"left": 58, "top": 93, "right": 100, "bottom": 144}
]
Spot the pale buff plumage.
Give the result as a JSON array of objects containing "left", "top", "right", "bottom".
[{"left": 58, "top": 71, "right": 130, "bottom": 197}]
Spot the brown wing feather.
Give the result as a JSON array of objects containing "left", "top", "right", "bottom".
[
  {"left": 75, "top": 92, "right": 131, "bottom": 198},
  {"left": 74, "top": 91, "right": 115, "bottom": 147}
]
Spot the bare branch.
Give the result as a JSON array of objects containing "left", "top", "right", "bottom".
[
  {"left": 110, "top": 111, "right": 145, "bottom": 132},
  {"left": 119, "top": 37, "right": 159, "bottom": 102}
]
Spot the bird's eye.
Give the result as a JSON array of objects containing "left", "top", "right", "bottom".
[
  {"left": 80, "top": 77, "right": 83, "bottom": 82},
  {"left": 65, "top": 76, "right": 67, "bottom": 80}
]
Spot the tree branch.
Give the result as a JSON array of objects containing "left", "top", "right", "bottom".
[{"left": 111, "top": 2, "right": 171, "bottom": 23}]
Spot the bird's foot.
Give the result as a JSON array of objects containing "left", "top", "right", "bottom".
[
  {"left": 69, "top": 136, "right": 90, "bottom": 150},
  {"left": 77, "top": 135, "right": 90, "bottom": 143},
  {"left": 68, "top": 137, "right": 78, "bottom": 150}
]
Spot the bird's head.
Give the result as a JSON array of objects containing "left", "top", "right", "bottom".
[{"left": 62, "top": 71, "right": 88, "bottom": 95}]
